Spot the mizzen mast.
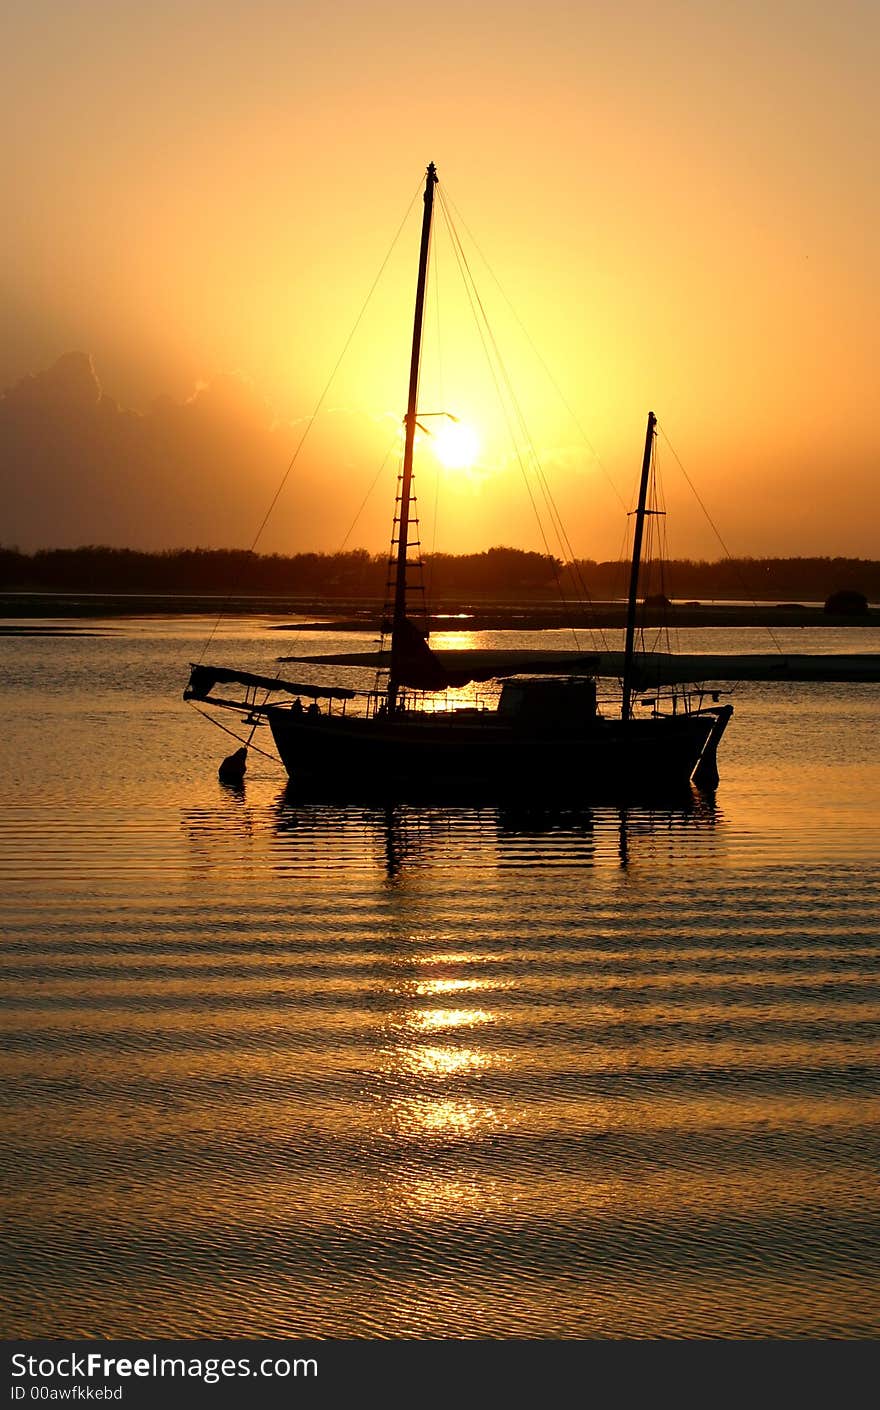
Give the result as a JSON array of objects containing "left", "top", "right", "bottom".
[
  {"left": 621, "top": 410, "right": 657, "bottom": 722},
  {"left": 387, "top": 161, "right": 438, "bottom": 711}
]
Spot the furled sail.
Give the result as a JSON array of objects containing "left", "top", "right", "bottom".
[
  {"left": 280, "top": 647, "right": 603, "bottom": 686},
  {"left": 277, "top": 647, "right": 880, "bottom": 686},
  {"left": 389, "top": 618, "right": 478, "bottom": 691},
  {"left": 184, "top": 664, "right": 355, "bottom": 702}
]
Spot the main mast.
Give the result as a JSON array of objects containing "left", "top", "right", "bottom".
[
  {"left": 621, "top": 411, "right": 656, "bottom": 722},
  {"left": 387, "top": 161, "right": 438, "bottom": 711}
]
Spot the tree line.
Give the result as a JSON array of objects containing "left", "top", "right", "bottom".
[{"left": 1, "top": 544, "right": 877, "bottom": 601}]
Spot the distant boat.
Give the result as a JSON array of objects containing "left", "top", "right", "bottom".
[{"left": 185, "top": 162, "right": 732, "bottom": 796}]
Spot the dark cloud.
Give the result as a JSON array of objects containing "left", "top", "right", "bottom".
[{"left": 0, "top": 353, "right": 336, "bottom": 551}]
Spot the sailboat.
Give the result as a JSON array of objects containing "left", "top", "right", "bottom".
[{"left": 185, "top": 162, "right": 733, "bottom": 797}]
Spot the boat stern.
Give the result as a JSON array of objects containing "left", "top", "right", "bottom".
[{"left": 690, "top": 704, "right": 734, "bottom": 790}]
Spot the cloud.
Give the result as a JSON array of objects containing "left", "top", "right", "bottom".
[
  {"left": 0, "top": 353, "right": 353, "bottom": 552},
  {"left": 8, "top": 351, "right": 104, "bottom": 412}
]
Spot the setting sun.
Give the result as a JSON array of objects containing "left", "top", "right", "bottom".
[{"left": 429, "top": 417, "right": 480, "bottom": 471}]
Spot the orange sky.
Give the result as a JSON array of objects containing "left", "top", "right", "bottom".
[{"left": 2, "top": 0, "right": 878, "bottom": 558}]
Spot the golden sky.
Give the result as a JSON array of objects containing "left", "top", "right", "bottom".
[{"left": 2, "top": 0, "right": 878, "bottom": 557}]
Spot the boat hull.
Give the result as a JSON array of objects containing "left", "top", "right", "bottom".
[{"left": 266, "top": 704, "right": 732, "bottom": 801}]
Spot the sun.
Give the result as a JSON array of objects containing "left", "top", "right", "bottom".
[{"left": 430, "top": 418, "right": 480, "bottom": 471}]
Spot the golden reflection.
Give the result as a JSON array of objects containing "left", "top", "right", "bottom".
[
  {"left": 427, "top": 629, "right": 478, "bottom": 650},
  {"left": 397, "top": 1176, "right": 493, "bottom": 1218},
  {"left": 365, "top": 887, "right": 510, "bottom": 1163},
  {"left": 394, "top": 1045, "right": 493, "bottom": 1076},
  {"left": 389, "top": 1095, "right": 498, "bottom": 1137},
  {"left": 416, "top": 950, "right": 503, "bottom": 966},
  {"left": 408, "top": 1007, "right": 492, "bottom": 1031},
  {"left": 414, "top": 977, "right": 501, "bottom": 996}
]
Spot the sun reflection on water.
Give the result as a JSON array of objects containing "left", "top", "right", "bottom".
[
  {"left": 395, "top": 1175, "right": 501, "bottom": 1218},
  {"left": 413, "top": 950, "right": 505, "bottom": 966},
  {"left": 375, "top": 929, "right": 510, "bottom": 1149},
  {"left": 413, "top": 977, "right": 501, "bottom": 996},
  {"left": 388, "top": 1095, "right": 501, "bottom": 1137},
  {"left": 407, "top": 1007, "right": 493, "bottom": 1032},
  {"left": 427, "top": 630, "right": 479, "bottom": 650},
  {"left": 393, "top": 1045, "right": 494, "bottom": 1077}
]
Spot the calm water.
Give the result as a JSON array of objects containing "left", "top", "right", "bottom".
[{"left": 2, "top": 618, "right": 879, "bottom": 1338}]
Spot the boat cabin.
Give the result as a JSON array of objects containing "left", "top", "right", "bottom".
[{"left": 497, "top": 677, "right": 598, "bottom": 725}]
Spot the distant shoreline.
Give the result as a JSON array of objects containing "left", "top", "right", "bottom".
[{"left": 1, "top": 592, "right": 878, "bottom": 630}]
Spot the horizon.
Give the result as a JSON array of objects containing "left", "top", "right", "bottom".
[{"left": 4, "top": 534, "right": 880, "bottom": 570}]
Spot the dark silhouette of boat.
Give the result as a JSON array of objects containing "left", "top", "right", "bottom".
[{"left": 185, "top": 163, "right": 732, "bottom": 796}]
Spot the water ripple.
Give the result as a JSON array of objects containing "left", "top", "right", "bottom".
[{"left": 1, "top": 636, "right": 879, "bottom": 1336}]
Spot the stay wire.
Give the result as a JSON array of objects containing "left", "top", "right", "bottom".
[
  {"left": 658, "top": 424, "right": 785, "bottom": 655},
  {"left": 337, "top": 434, "right": 400, "bottom": 554},
  {"left": 428, "top": 229, "right": 444, "bottom": 606},
  {"left": 270, "top": 429, "right": 402, "bottom": 709},
  {"left": 191, "top": 177, "right": 424, "bottom": 753},
  {"left": 440, "top": 192, "right": 567, "bottom": 557},
  {"left": 439, "top": 190, "right": 611, "bottom": 653},
  {"left": 650, "top": 437, "right": 674, "bottom": 660},
  {"left": 438, "top": 188, "right": 604, "bottom": 634},
  {"left": 435, "top": 197, "right": 573, "bottom": 634},
  {"left": 440, "top": 183, "right": 628, "bottom": 513},
  {"left": 190, "top": 704, "right": 282, "bottom": 765},
  {"left": 439, "top": 195, "right": 593, "bottom": 651},
  {"left": 196, "top": 176, "right": 424, "bottom": 666}
]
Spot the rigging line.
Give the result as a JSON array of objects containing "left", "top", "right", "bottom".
[
  {"left": 437, "top": 187, "right": 596, "bottom": 605},
  {"left": 648, "top": 436, "right": 674, "bottom": 660},
  {"left": 435, "top": 196, "right": 582, "bottom": 647},
  {"left": 658, "top": 424, "right": 785, "bottom": 654},
  {"left": 614, "top": 518, "right": 631, "bottom": 595},
  {"left": 273, "top": 431, "right": 402, "bottom": 682},
  {"left": 428, "top": 444, "right": 442, "bottom": 607},
  {"left": 654, "top": 449, "right": 676, "bottom": 663},
  {"left": 656, "top": 447, "right": 679, "bottom": 663},
  {"left": 438, "top": 190, "right": 574, "bottom": 563},
  {"left": 438, "top": 190, "right": 618, "bottom": 646},
  {"left": 337, "top": 434, "right": 399, "bottom": 553},
  {"left": 608, "top": 516, "right": 630, "bottom": 688},
  {"left": 440, "top": 182, "right": 628, "bottom": 513},
  {"left": 439, "top": 193, "right": 612, "bottom": 654},
  {"left": 428, "top": 227, "right": 443, "bottom": 600},
  {"left": 197, "top": 176, "right": 425, "bottom": 665},
  {"left": 375, "top": 442, "right": 407, "bottom": 693},
  {"left": 445, "top": 269, "right": 592, "bottom": 659},
  {"left": 187, "top": 703, "right": 282, "bottom": 764},
  {"left": 438, "top": 196, "right": 591, "bottom": 652}
]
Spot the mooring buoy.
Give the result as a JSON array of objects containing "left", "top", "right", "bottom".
[{"left": 218, "top": 746, "right": 247, "bottom": 784}]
